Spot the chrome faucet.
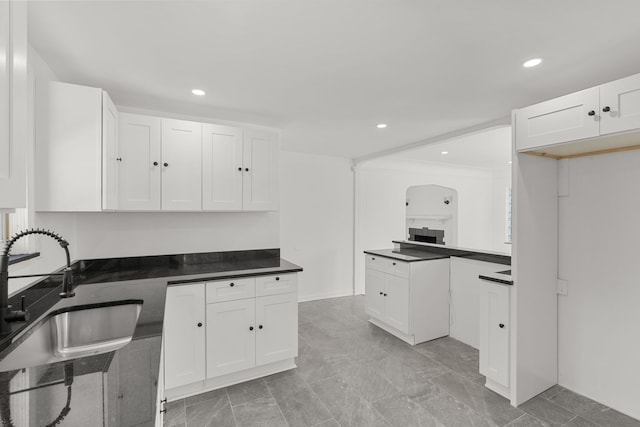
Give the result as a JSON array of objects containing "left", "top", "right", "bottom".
[{"left": 0, "top": 229, "right": 75, "bottom": 335}]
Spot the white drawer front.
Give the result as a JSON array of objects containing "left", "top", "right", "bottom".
[
  {"left": 206, "top": 278, "right": 255, "bottom": 303},
  {"left": 365, "top": 254, "right": 409, "bottom": 278},
  {"left": 255, "top": 273, "right": 297, "bottom": 297},
  {"left": 365, "top": 254, "right": 386, "bottom": 272}
]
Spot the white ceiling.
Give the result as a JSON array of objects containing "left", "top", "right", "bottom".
[
  {"left": 390, "top": 126, "right": 512, "bottom": 170},
  {"left": 28, "top": 0, "right": 640, "bottom": 159}
]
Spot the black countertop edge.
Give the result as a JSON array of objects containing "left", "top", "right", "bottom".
[
  {"left": 8, "top": 252, "right": 40, "bottom": 265},
  {"left": 363, "top": 249, "right": 449, "bottom": 262},
  {"left": 479, "top": 270, "right": 513, "bottom": 286},
  {"left": 393, "top": 241, "right": 511, "bottom": 266},
  {"left": 167, "top": 265, "right": 304, "bottom": 285}
]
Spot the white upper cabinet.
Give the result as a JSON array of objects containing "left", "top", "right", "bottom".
[
  {"left": 600, "top": 73, "right": 640, "bottom": 135},
  {"left": 35, "top": 82, "right": 117, "bottom": 211},
  {"left": 243, "top": 130, "right": 279, "bottom": 211},
  {"left": 117, "top": 113, "right": 162, "bottom": 210},
  {"left": 102, "top": 92, "right": 119, "bottom": 210},
  {"left": 202, "top": 124, "right": 243, "bottom": 210},
  {"left": 515, "top": 88, "right": 599, "bottom": 151},
  {"left": 161, "top": 119, "right": 202, "bottom": 211},
  {"left": 515, "top": 72, "right": 640, "bottom": 156},
  {"left": 0, "top": 1, "right": 27, "bottom": 209}
]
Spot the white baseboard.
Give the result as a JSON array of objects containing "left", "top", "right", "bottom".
[{"left": 298, "top": 289, "right": 354, "bottom": 302}]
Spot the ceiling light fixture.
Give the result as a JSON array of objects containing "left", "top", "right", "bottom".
[
  {"left": 192, "top": 89, "right": 206, "bottom": 96},
  {"left": 441, "top": 151, "right": 448, "bottom": 155},
  {"left": 523, "top": 58, "right": 542, "bottom": 68},
  {"left": 376, "top": 123, "right": 387, "bottom": 129},
  {"left": 508, "top": 161, "right": 513, "bottom": 164}
]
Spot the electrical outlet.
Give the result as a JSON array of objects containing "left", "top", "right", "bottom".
[{"left": 557, "top": 279, "right": 568, "bottom": 296}]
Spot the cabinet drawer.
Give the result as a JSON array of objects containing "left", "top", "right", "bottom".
[
  {"left": 206, "top": 278, "right": 255, "bottom": 303},
  {"left": 255, "top": 274, "right": 297, "bottom": 297},
  {"left": 365, "top": 255, "right": 409, "bottom": 278}
]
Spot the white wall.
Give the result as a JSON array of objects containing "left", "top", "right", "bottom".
[
  {"left": 557, "top": 150, "right": 640, "bottom": 420},
  {"left": 354, "top": 158, "right": 509, "bottom": 294},
  {"left": 279, "top": 151, "right": 354, "bottom": 301}
]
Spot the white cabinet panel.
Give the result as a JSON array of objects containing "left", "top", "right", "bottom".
[
  {"left": 255, "top": 292, "right": 298, "bottom": 366},
  {"left": 0, "top": 1, "right": 26, "bottom": 209},
  {"left": 102, "top": 91, "right": 118, "bottom": 210},
  {"left": 365, "top": 268, "right": 385, "bottom": 319},
  {"left": 255, "top": 274, "right": 297, "bottom": 297},
  {"left": 600, "top": 73, "right": 640, "bottom": 135},
  {"left": 202, "top": 124, "right": 243, "bottom": 210},
  {"left": 206, "top": 277, "right": 255, "bottom": 303},
  {"left": 161, "top": 119, "right": 202, "bottom": 211},
  {"left": 479, "top": 281, "right": 510, "bottom": 389},
  {"left": 243, "top": 130, "right": 279, "bottom": 211},
  {"left": 384, "top": 274, "right": 410, "bottom": 334},
  {"left": 164, "top": 284, "right": 206, "bottom": 389},
  {"left": 206, "top": 298, "right": 256, "bottom": 377},
  {"left": 515, "top": 88, "right": 599, "bottom": 151},
  {"left": 117, "top": 113, "right": 161, "bottom": 210}
]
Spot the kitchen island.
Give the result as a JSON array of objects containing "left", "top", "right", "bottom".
[{"left": 0, "top": 249, "right": 301, "bottom": 427}]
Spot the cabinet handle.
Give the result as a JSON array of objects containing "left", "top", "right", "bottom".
[
  {"left": 164, "top": 162, "right": 169, "bottom": 167},
  {"left": 238, "top": 167, "right": 242, "bottom": 171},
  {"left": 499, "top": 323, "right": 505, "bottom": 329},
  {"left": 249, "top": 326, "right": 254, "bottom": 331},
  {"left": 161, "top": 398, "right": 167, "bottom": 404},
  {"left": 603, "top": 106, "right": 611, "bottom": 112},
  {"left": 371, "top": 257, "right": 375, "bottom": 260},
  {"left": 587, "top": 110, "right": 596, "bottom": 116},
  {"left": 116, "top": 157, "right": 122, "bottom": 162},
  {"left": 160, "top": 408, "right": 167, "bottom": 414},
  {"left": 197, "top": 322, "right": 203, "bottom": 327},
  {"left": 230, "top": 282, "right": 235, "bottom": 287},
  {"left": 153, "top": 161, "right": 159, "bottom": 166},
  {"left": 258, "top": 325, "right": 263, "bottom": 329},
  {"left": 275, "top": 277, "right": 280, "bottom": 281},
  {"left": 245, "top": 168, "right": 250, "bottom": 172},
  {"left": 392, "top": 262, "right": 396, "bottom": 266},
  {"left": 383, "top": 293, "right": 387, "bottom": 297},
  {"left": 379, "top": 291, "right": 383, "bottom": 295}
]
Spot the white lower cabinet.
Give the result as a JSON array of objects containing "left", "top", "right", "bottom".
[
  {"left": 479, "top": 279, "right": 511, "bottom": 398},
  {"left": 164, "top": 273, "right": 298, "bottom": 400},
  {"left": 364, "top": 254, "right": 450, "bottom": 345}
]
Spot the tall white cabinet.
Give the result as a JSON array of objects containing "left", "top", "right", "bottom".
[
  {"left": 164, "top": 273, "right": 298, "bottom": 400},
  {"left": 0, "top": 1, "right": 27, "bottom": 209}
]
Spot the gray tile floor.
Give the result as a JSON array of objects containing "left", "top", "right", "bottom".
[{"left": 164, "top": 295, "right": 640, "bottom": 427}]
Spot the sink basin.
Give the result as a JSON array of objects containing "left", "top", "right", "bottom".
[{"left": 0, "top": 300, "right": 143, "bottom": 372}]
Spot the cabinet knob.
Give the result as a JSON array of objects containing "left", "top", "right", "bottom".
[
  {"left": 116, "top": 157, "right": 122, "bottom": 162},
  {"left": 275, "top": 277, "right": 280, "bottom": 281},
  {"left": 230, "top": 282, "right": 235, "bottom": 287},
  {"left": 197, "top": 322, "right": 203, "bottom": 327},
  {"left": 245, "top": 168, "right": 249, "bottom": 172},
  {"left": 379, "top": 291, "right": 383, "bottom": 295},
  {"left": 383, "top": 293, "right": 387, "bottom": 297},
  {"left": 153, "top": 161, "right": 159, "bottom": 166},
  {"left": 249, "top": 326, "right": 254, "bottom": 331},
  {"left": 603, "top": 106, "right": 611, "bottom": 112},
  {"left": 160, "top": 408, "right": 167, "bottom": 414},
  {"left": 499, "top": 323, "right": 505, "bottom": 329},
  {"left": 238, "top": 167, "right": 242, "bottom": 171},
  {"left": 161, "top": 398, "right": 167, "bottom": 404},
  {"left": 588, "top": 110, "right": 596, "bottom": 116},
  {"left": 164, "top": 162, "right": 169, "bottom": 167},
  {"left": 392, "top": 262, "right": 396, "bottom": 266},
  {"left": 371, "top": 257, "right": 375, "bottom": 260},
  {"left": 258, "top": 325, "right": 263, "bottom": 329}
]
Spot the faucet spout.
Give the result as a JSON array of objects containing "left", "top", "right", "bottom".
[{"left": 0, "top": 229, "right": 75, "bottom": 335}]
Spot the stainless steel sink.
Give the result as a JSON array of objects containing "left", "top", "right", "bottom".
[{"left": 0, "top": 300, "right": 142, "bottom": 372}]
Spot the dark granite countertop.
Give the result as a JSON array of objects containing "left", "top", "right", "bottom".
[
  {"left": 364, "top": 248, "right": 449, "bottom": 262},
  {"left": 7, "top": 252, "right": 40, "bottom": 265},
  {"left": 478, "top": 269, "right": 513, "bottom": 286},
  {"left": 393, "top": 240, "right": 511, "bottom": 266},
  {"left": 0, "top": 248, "right": 302, "bottom": 427}
]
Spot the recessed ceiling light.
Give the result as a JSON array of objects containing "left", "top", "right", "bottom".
[
  {"left": 508, "top": 161, "right": 513, "bottom": 164},
  {"left": 192, "top": 89, "right": 206, "bottom": 96},
  {"left": 441, "top": 151, "right": 448, "bottom": 155},
  {"left": 523, "top": 58, "right": 542, "bottom": 68},
  {"left": 376, "top": 123, "right": 387, "bottom": 129}
]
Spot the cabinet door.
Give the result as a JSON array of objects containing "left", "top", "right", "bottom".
[
  {"left": 243, "top": 130, "right": 279, "bottom": 211},
  {"left": 479, "top": 282, "right": 510, "bottom": 388},
  {"left": 102, "top": 91, "right": 118, "bottom": 210},
  {"left": 206, "top": 299, "right": 256, "bottom": 377},
  {"left": 600, "top": 73, "right": 640, "bottom": 135},
  {"left": 161, "top": 119, "right": 202, "bottom": 211},
  {"left": 255, "top": 292, "right": 298, "bottom": 366},
  {"left": 515, "top": 87, "right": 599, "bottom": 151},
  {"left": 0, "top": 1, "right": 26, "bottom": 209},
  {"left": 164, "top": 284, "right": 205, "bottom": 389},
  {"left": 365, "top": 268, "right": 385, "bottom": 320},
  {"left": 117, "top": 113, "right": 161, "bottom": 210},
  {"left": 384, "top": 274, "right": 410, "bottom": 334},
  {"left": 117, "top": 338, "right": 157, "bottom": 426},
  {"left": 202, "top": 124, "right": 243, "bottom": 210}
]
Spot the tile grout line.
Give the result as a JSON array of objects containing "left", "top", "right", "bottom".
[
  {"left": 264, "top": 376, "right": 291, "bottom": 427},
  {"left": 301, "top": 372, "right": 340, "bottom": 426},
  {"left": 224, "top": 387, "right": 239, "bottom": 427}
]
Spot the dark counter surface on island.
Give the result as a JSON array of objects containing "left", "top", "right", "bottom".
[
  {"left": 478, "top": 269, "right": 513, "bottom": 285},
  {"left": 392, "top": 240, "right": 511, "bottom": 266},
  {"left": 364, "top": 248, "right": 449, "bottom": 262},
  {"left": 0, "top": 248, "right": 302, "bottom": 427}
]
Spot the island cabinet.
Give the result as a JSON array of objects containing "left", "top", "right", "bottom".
[
  {"left": 515, "top": 72, "right": 640, "bottom": 155},
  {"left": 479, "top": 278, "right": 511, "bottom": 399},
  {"left": 163, "top": 273, "right": 298, "bottom": 401},
  {"left": 364, "top": 254, "right": 450, "bottom": 345}
]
